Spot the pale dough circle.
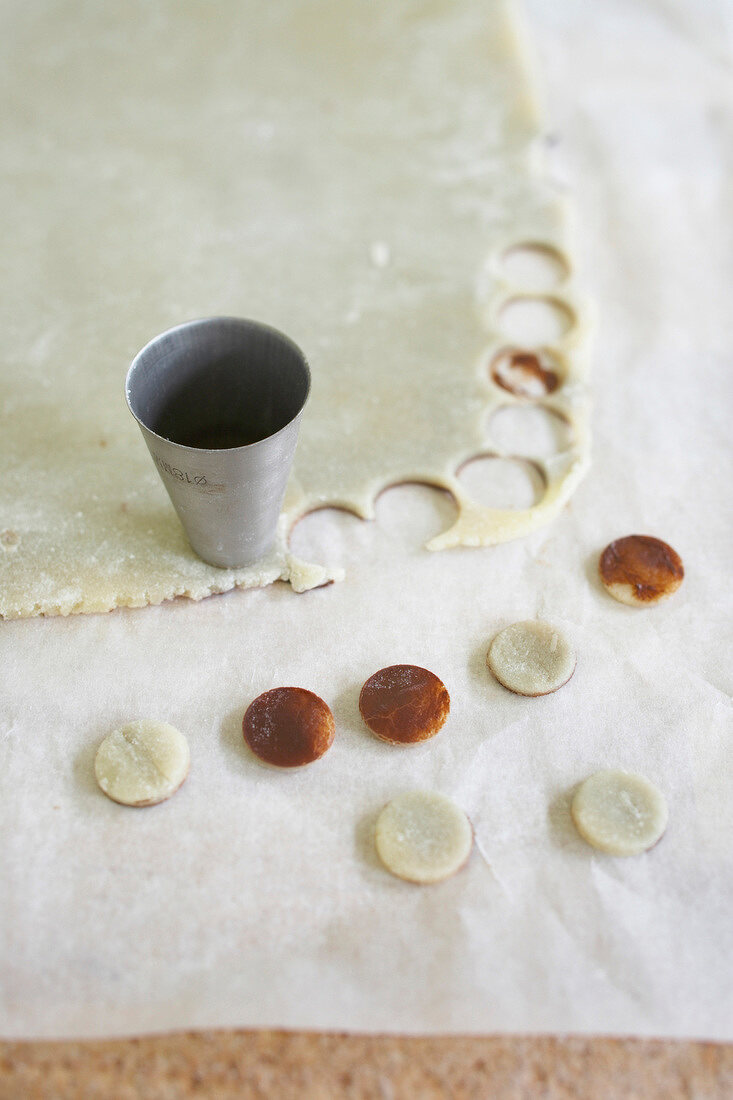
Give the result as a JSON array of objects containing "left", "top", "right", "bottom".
[
  {"left": 375, "top": 791, "right": 473, "bottom": 884},
  {"left": 487, "top": 620, "right": 575, "bottom": 696},
  {"left": 94, "top": 720, "right": 190, "bottom": 807},
  {"left": 571, "top": 770, "right": 668, "bottom": 856}
]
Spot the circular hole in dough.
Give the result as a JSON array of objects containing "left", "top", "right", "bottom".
[
  {"left": 375, "top": 791, "right": 473, "bottom": 884},
  {"left": 359, "top": 664, "right": 449, "bottom": 745},
  {"left": 455, "top": 455, "right": 544, "bottom": 510},
  {"left": 288, "top": 505, "right": 363, "bottom": 566},
  {"left": 500, "top": 243, "right": 570, "bottom": 289},
  {"left": 490, "top": 346, "right": 562, "bottom": 398},
  {"left": 599, "top": 535, "right": 684, "bottom": 607},
  {"left": 498, "top": 296, "right": 575, "bottom": 345},
  {"left": 94, "top": 719, "right": 190, "bottom": 807},
  {"left": 243, "top": 687, "right": 335, "bottom": 768},
  {"left": 571, "top": 770, "right": 668, "bottom": 856},
  {"left": 487, "top": 404, "right": 573, "bottom": 458},
  {"left": 487, "top": 620, "right": 576, "bottom": 697},
  {"left": 374, "top": 482, "right": 459, "bottom": 548}
]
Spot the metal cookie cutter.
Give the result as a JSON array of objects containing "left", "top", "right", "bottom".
[{"left": 126, "top": 317, "right": 310, "bottom": 568}]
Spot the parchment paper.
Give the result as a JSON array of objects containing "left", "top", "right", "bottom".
[{"left": 1, "top": 0, "right": 732, "bottom": 1040}]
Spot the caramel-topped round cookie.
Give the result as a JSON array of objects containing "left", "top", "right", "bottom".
[
  {"left": 359, "top": 665, "right": 450, "bottom": 745},
  {"left": 243, "top": 687, "right": 335, "bottom": 768},
  {"left": 599, "top": 535, "right": 684, "bottom": 606}
]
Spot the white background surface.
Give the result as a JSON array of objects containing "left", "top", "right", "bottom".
[{"left": 2, "top": 0, "right": 732, "bottom": 1039}]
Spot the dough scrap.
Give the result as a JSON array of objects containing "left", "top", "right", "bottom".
[
  {"left": 0, "top": 0, "right": 592, "bottom": 619},
  {"left": 487, "top": 620, "right": 575, "bottom": 696},
  {"left": 94, "top": 720, "right": 190, "bottom": 807},
  {"left": 571, "top": 770, "right": 668, "bottom": 856},
  {"left": 375, "top": 791, "right": 473, "bottom": 884}
]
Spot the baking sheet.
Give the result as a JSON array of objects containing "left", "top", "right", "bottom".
[{"left": 2, "top": 0, "right": 733, "bottom": 1040}]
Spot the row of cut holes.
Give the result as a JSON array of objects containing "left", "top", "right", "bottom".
[
  {"left": 494, "top": 244, "right": 576, "bottom": 400},
  {"left": 473, "top": 241, "right": 572, "bottom": 507},
  {"left": 290, "top": 246, "right": 575, "bottom": 559},
  {"left": 290, "top": 458, "right": 546, "bottom": 560},
  {"left": 468, "top": 247, "right": 573, "bottom": 511}
]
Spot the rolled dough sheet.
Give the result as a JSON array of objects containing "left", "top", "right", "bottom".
[{"left": 0, "top": 0, "right": 592, "bottom": 619}]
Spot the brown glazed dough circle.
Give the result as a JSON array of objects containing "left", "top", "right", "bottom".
[
  {"left": 243, "top": 687, "right": 335, "bottom": 768},
  {"left": 359, "top": 665, "right": 450, "bottom": 745},
  {"left": 599, "top": 535, "right": 684, "bottom": 606}
]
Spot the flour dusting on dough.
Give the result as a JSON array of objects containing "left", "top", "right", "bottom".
[{"left": 0, "top": 0, "right": 591, "bottom": 619}]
